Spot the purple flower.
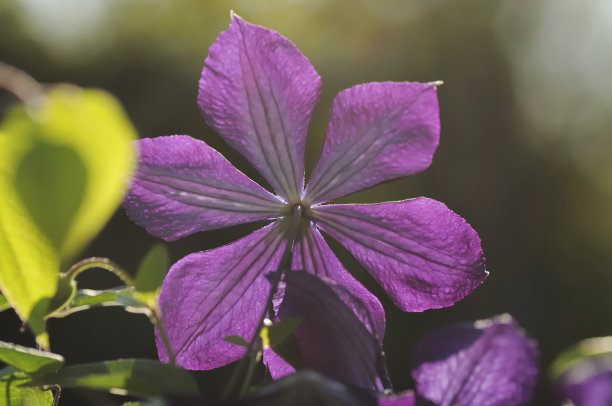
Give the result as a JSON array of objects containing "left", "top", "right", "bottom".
[
  {"left": 410, "top": 314, "right": 539, "bottom": 406},
  {"left": 553, "top": 337, "right": 612, "bottom": 406},
  {"left": 266, "top": 273, "right": 538, "bottom": 406},
  {"left": 123, "top": 13, "right": 488, "bottom": 370}
]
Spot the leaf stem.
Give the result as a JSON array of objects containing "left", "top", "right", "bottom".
[
  {"left": 64, "top": 257, "right": 133, "bottom": 286},
  {"left": 150, "top": 307, "right": 177, "bottom": 366},
  {"left": 223, "top": 204, "right": 303, "bottom": 397},
  {"left": 0, "top": 61, "right": 44, "bottom": 103}
]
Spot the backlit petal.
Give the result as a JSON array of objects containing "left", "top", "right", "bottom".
[
  {"left": 268, "top": 272, "right": 390, "bottom": 391},
  {"left": 312, "top": 199, "right": 487, "bottom": 312},
  {"left": 378, "top": 392, "right": 416, "bottom": 406},
  {"left": 156, "top": 222, "right": 286, "bottom": 370},
  {"left": 411, "top": 315, "right": 539, "bottom": 406},
  {"left": 123, "top": 135, "right": 283, "bottom": 241},
  {"left": 305, "top": 82, "right": 440, "bottom": 205},
  {"left": 198, "top": 14, "right": 321, "bottom": 201}
]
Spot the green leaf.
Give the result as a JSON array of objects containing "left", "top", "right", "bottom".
[
  {"left": 267, "top": 317, "right": 302, "bottom": 349},
  {"left": 1, "top": 85, "right": 137, "bottom": 260},
  {"left": 0, "top": 294, "right": 9, "bottom": 313},
  {"left": 0, "top": 366, "right": 54, "bottom": 406},
  {"left": 29, "top": 359, "right": 198, "bottom": 398},
  {"left": 0, "top": 85, "right": 137, "bottom": 346},
  {"left": 0, "top": 143, "right": 59, "bottom": 347},
  {"left": 50, "top": 287, "right": 135, "bottom": 318},
  {"left": 133, "top": 244, "right": 169, "bottom": 307},
  {"left": 224, "top": 335, "right": 249, "bottom": 348},
  {"left": 0, "top": 342, "right": 63, "bottom": 376},
  {"left": 134, "top": 244, "right": 169, "bottom": 295},
  {"left": 114, "top": 291, "right": 150, "bottom": 315}
]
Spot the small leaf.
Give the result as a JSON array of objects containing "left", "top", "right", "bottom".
[
  {"left": 134, "top": 244, "right": 169, "bottom": 296},
  {"left": 0, "top": 341, "right": 63, "bottom": 376},
  {"left": 28, "top": 359, "right": 198, "bottom": 397},
  {"left": 223, "top": 335, "right": 249, "bottom": 349},
  {"left": 266, "top": 317, "right": 301, "bottom": 349},
  {"left": 115, "top": 291, "right": 150, "bottom": 315},
  {"left": 50, "top": 287, "right": 135, "bottom": 318},
  {"left": 0, "top": 367, "right": 54, "bottom": 406}
]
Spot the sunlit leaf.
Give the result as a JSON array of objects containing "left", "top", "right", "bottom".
[
  {"left": 0, "top": 341, "right": 63, "bottom": 376},
  {"left": 0, "top": 85, "right": 137, "bottom": 346},
  {"left": 0, "top": 131, "right": 59, "bottom": 347},
  {"left": 1, "top": 85, "right": 137, "bottom": 260},
  {"left": 29, "top": 359, "right": 198, "bottom": 397},
  {"left": 0, "top": 366, "right": 54, "bottom": 406}
]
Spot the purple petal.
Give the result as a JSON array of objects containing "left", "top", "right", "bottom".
[
  {"left": 123, "top": 135, "right": 283, "bottom": 241},
  {"left": 304, "top": 82, "right": 440, "bottom": 205},
  {"left": 411, "top": 315, "right": 539, "bottom": 406},
  {"left": 560, "top": 370, "right": 612, "bottom": 406},
  {"left": 268, "top": 271, "right": 390, "bottom": 392},
  {"left": 378, "top": 392, "right": 416, "bottom": 406},
  {"left": 156, "top": 222, "right": 286, "bottom": 370},
  {"left": 292, "top": 225, "right": 385, "bottom": 340},
  {"left": 198, "top": 14, "right": 321, "bottom": 202},
  {"left": 313, "top": 199, "right": 487, "bottom": 312}
]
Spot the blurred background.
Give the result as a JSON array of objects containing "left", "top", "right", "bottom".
[{"left": 1, "top": 0, "right": 611, "bottom": 404}]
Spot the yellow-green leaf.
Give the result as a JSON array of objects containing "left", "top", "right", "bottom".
[
  {"left": 0, "top": 367, "right": 54, "bottom": 406},
  {"left": 0, "top": 144, "right": 58, "bottom": 347},
  {"left": 1, "top": 85, "right": 137, "bottom": 260},
  {"left": 0, "top": 85, "right": 137, "bottom": 347},
  {"left": 28, "top": 359, "right": 198, "bottom": 398},
  {"left": 0, "top": 341, "right": 64, "bottom": 376}
]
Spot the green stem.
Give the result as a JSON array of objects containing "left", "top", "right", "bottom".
[
  {"left": 0, "top": 61, "right": 44, "bottom": 103},
  {"left": 64, "top": 257, "right": 133, "bottom": 286},
  {"left": 223, "top": 204, "right": 303, "bottom": 397},
  {"left": 150, "top": 307, "right": 177, "bottom": 366}
]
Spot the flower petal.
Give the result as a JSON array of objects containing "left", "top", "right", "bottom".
[
  {"left": 411, "top": 315, "right": 539, "bottom": 406},
  {"left": 292, "top": 225, "right": 385, "bottom": 340},
  {"left": 378, "top": 392, "right": 416, "bottom": 406},
  {"left": 198, "top": 14, "right": 321, "bottom": 202},
  {"left": 123, "top": 135, "right": 283, "bottom": 241},
  {"left": 156, "top": 222, "right": 286, "bottom": 370},
  {"left": 304, "top": 82, "right": 440, "bottom": 205},
  {"left": 560, "top": 371, "right": 612, "bottom": 406},
  {"left": 312, "top": 199, "right": 487, "bottom": 312},
  {"left": 267, "top": 271, "right": 390, "bottom": 392}
]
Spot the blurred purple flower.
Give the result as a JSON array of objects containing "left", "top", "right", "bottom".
[
  {"left": 553, "top": 337, "right": 612, "bottom": 406},
  {"left": 123, "top": 13, "right": 488, "bottom": 370},
  {"left": 266, "top": 273, "right": 538, "bottom": 406},
  {"left": 409, "top": 314, "right": 539, "bottom": 406}
]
